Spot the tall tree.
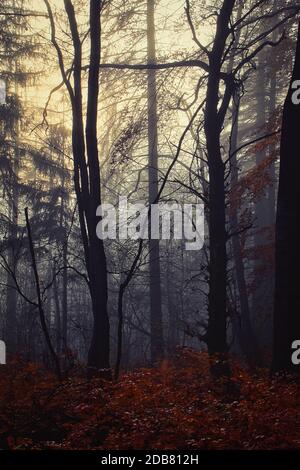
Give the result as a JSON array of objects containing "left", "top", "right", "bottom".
[
  {"left": 229, "top": 92, "right": 261, "bottom": 366},
  {"left": 147, "top": 0, "right": 164, "bottom": 364},
  {"left": 204, "top": 0, "right": 236, "bottom": 361},
  {"left": 183, "top": 0, "right": 297, "bottom": 368},
  {"left": 44, "top": 0, "right": 111, "bottom": 376},
  {"left": 0, "top": 0, "right": 37, "bottom": 353},
  {"left": 272, "top": 20, "right": 300, "bottom": 372}
]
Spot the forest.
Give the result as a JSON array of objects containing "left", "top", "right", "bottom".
[{"left": 1, "top": 0, "right": 300, "bottom": 453}]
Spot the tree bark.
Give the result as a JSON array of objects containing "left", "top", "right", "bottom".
[
  {"left": 25, "top": 208, "right": 61, "bottom": 380},
  {"left": 272, "top": 21, "right": 300, "bottom": 372},
  {"left": 57, "top": 0, "right": 111, "bottom": 376},
  {"left": 53, "top": 267, "right": 62, "bottom": 354},
  {"left": 205, "top": 0, "right": 235, "bottom": 363},
  {"left": 147, "top": 0, "right": 164, "bottom": 364},
  {"left": 252, "top": 48, "right": 272, "bottom": 332},
  {"left": 229, "top": 92, "right": 260, "bottom": 366},
  {"left": 85, "top": 0, "right": 110, "bottom": 377},
  {"left": 5, "top": 166, "right": 18, "bottom": 354}
]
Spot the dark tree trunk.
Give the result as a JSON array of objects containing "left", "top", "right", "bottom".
[
  {"left": 59, "top": 169, "right": 68, "bottom": 352},
  {"left": 230, "top": 92, "right": 260, "bottom": 366},
  {"left": 166, "top": 242, "right": 178, "bottom": 354},
  {"left": 25, "top": 208, "right": 61, "bottom": 380},
  {"left": 254, "top": 50, "right": 268, "bottom": 242},
  {"left": 5, "top": 88, "right": 20, "bottom": 355},
  {"left": 57, "top": 0, "right": 110, "bottom": 376},
  {"left": 252, "top": 49, "right": 273, "bottom": 338},
  {"left": 206, "top": 134, "right": 227, "bottom": 356},
  {"left": 5, "top": 197, "right": 18, "bottom": 354},
  {"left": 267, "top": 15, "right": 277, "bottom": 228},
  {"left": 205, "top": 0, "right": 235, "bottom": 360},
  {"left": 272, "top": 21, "right": 300, "bottom": 373},
  {"left": 62, "top": 234, "right": 68, "bottom": 352},
  {"left": 85, "top": 0, "right": 110, "bottom": 376},
  {"left": 147, "top": 0, "right": 164, "bottom": 364},
  {"left": 53, "top": 266, "right": 62, "bottom": 354}
]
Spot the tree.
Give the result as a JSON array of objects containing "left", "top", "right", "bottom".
[
  {"left": 182, "top": 0, "right": 298, "bottom": 370},
  {"left": 0, "top": 0, "right": 38, "bottom": 354},
  {"left": 44, "top": 0, "right": 111, "bottom": 376},
  {"left": 203, "top": 0, "right": 236, "bottom": 361},
  {"left": 147, "top": 0, "right": 164, "bottom": 364},
  {"left": 272, "top": 20, "right": 300, "bottom": 373}
]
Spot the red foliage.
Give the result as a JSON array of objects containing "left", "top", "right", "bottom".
[{"left": 1, "top": 349, "right": 300, "bottom": 450}]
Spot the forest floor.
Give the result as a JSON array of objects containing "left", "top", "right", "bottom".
[{"left": 0, "top": 348, "right": 300, "bottom": 450}]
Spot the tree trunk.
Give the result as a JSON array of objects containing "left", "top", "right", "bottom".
[
  {"left": 62, "top": 246, "right": 68, "bottom": 352},
  {"left": 272, "top": 21, "right": 300, "bottom": 372},
  {"left": 229, "top": 92, "right": 260, "bottom": 366},
  {"left": 166, "top": 241, "right": 178, "bottom": 354},
  {"left": 53, "top": 267, "right": 62, "bottom": 354},
  {"left": 25, "top": 208, "right": 61, "bottom": 380},
  {"left": 5, "top": 71, "right": 20, "bottom": 354},
  {"left": 205, "top": 1, "right": 235, "bottom": 363},
  {"left": 147, "top": 0, "right": 164, "bottom": 364},
  {"left": 266, "top": 0, "right": 278, "bottom": 229},
  {"left": 5, "top": 179, "right": 18, "bottom": 354},
  {"left": 267, "top": 24, "right": 277, "bottom": 228},
  {"left": 252, "top": 48, "right": 275, "bottom": 347},
  {"left": 59, "top": 152, "right": 68, "bottom": 353},
  {"left": 85, "top": 0, "right": 110, "bottom": 376},
  {"left": 59, "top": 0, "right": 111, "bottom": 376},
  {"left": 206, "top": 133, "right": 227, "bottom": 356}
]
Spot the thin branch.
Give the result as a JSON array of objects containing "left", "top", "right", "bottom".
[
  {"left": 185, "top": 0, "right": 209, "bottom": 56},
  {"left": 226, "top": 129, "right": 281, "bottom": 163},
  {"left": 43, "top": 0, "right": 74, "bottom": 103}
]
